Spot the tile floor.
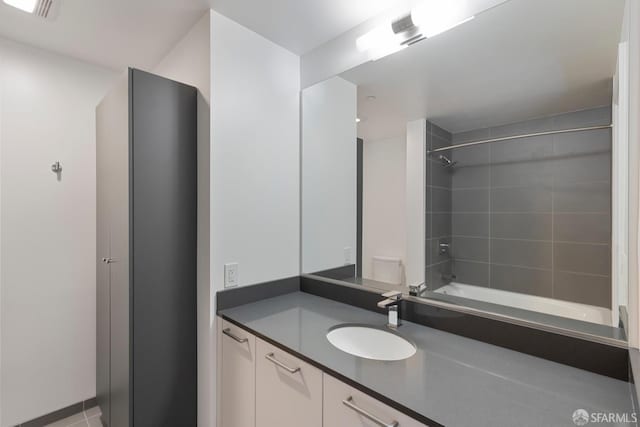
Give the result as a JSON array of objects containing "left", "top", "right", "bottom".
[{"left": 44, "top": 406, "right": 102, "bottom": 427}]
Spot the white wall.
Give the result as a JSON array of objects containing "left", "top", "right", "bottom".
[
  {"left": 300, "top": 0, "right": 509, "bottom": 88},
  {"left": 624, "top": 0, "right": 640, "bottom": 350},
  {"left": 632, "top": 0, "right": 640, "bottom": 345},
  {"left": 405, "top": 120, "right": 426, "bottom": 288},
  {"left": 154, "top": 12, "right": 211, "bottom": 102},
  {"left": 153, "top": 12, "right": 303, "bottom": 427},
  {"left": 211, "top": 10, "right": 300, "bottom": 288},
  {"left": 210, "top": 11, "right": 300, "bottom": 290},
  {"left": 362, "top": 136, "right": 406, "bottom": 281},
  {"left": 152, "top": 12, "right": 213, "bottom": 427},
  {"left": 0, "top": 38, "right": 116, "bottom": 426},
  {"left": 301, "top": 77, "right": 357, "bottom": 273}
]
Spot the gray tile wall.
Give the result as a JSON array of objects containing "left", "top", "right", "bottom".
[
  {"left": 427, "top": 106, "right": 612, "bottom": 308},
  {"left": 425, "top": 121, "right": 454, "bottom": 289}
]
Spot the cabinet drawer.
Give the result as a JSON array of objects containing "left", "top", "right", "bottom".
[
  {"left": 323, "top": 374, "right": 428, "bottom": 427},
  {"left": 256, "top": 338, "right": 322, "bottom": 427},
  {"left": 220, "top": 319, "right": 256, "bottom": 427}
]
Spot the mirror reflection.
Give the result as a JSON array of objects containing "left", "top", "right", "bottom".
[{"left": 301, "top": 0, "right": 628, "bottom": 341}]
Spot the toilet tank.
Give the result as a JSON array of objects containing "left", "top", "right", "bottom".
[{"left": 372, "top": 256, "right": 403, "bottom": 285}]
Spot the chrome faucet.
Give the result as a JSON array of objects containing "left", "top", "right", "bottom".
[
  {"left": 377, "top": 290, "right": 403, "bottom": 329},
  {"left": 409, "top": 282, "right": 427, "bottom": 297}
]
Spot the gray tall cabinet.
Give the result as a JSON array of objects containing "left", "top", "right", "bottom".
[{"left": 96, "top": 69, "right": 197, "bottom": 427}]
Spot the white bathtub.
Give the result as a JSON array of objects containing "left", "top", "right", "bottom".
[{"left": 435, "top": 282, "right": 612, "bottom": 326}]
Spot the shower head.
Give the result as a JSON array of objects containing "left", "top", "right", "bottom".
[{"left": 437, "top": 154, "right": 458, "bottom": 169}]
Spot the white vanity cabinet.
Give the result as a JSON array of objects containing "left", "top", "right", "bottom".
[
  {"left": 220, "top": 319, "right": 256, "bottom": 427},
  {"left": 218, "top": 317, "right": 428, "bottom": 427},
  {"left": 256, "top": 338, "right": 323, "bottom": 427},
  {"left": 323, "top": 374, "right": 428, "bottom": 427}
]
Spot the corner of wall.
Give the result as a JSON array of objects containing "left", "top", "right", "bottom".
[
  {"left": 208, "top": 11, "right": 301, "bottom": 426},
  {"left": 405, "top": 119, "right": 427, "bottom": 287},
  {"left": 210, "top": 10, "right": 300, "bottom": 291},
  {"left": 625, "top": 0, "right": 640, "bottom": 349}
]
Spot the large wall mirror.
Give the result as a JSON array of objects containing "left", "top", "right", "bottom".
[{"left": 301, "top": 0, "right": 630, "bottom": 343}]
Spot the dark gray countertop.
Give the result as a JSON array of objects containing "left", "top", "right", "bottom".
[{"left": 219, "top": 291, "right": 636, "bottom": 427}]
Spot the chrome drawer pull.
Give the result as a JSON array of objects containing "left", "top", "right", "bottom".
[
  {"left": 265, "top": 352, "right": 300, "bottom": 373},
  {"left": 343, "top": 396, "right": 399, "bottom": 427},
  {"left": 222, "top": 328, "right": 248, "bottom": 343}
]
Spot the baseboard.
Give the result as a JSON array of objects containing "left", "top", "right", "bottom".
[
  {"left": 310, "top": 264, "right": 356, "bottom": 280},
  {"left": 17, "top": 397, "right": 97, "bottom": 427}
]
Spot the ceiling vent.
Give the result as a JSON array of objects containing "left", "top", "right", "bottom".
[{"left": 34, "top": 0, "right": 60, "bottom": 20}]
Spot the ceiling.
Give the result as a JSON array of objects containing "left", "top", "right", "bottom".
[
  {"left": 0, "top": 0, "right": 212, "bottom": 71},
  {"left": 0, "top": 0, "right": 399, "bottom": 71},
  {"left": 342, "top": 0, "right": 625, "bottom": 139},
  {"left": 209, "top": 0, "right": 396, "bottom": 55}
]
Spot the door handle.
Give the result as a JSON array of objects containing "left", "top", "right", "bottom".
[
  {"left": 101, "top": 257, "right": 115, "bottom": 264},
  {"left": 265, "top": 352, "right": 300, "bottom": 373},
  {"left": 343, "top": 397, "right": 399, "bottom": 427},
  {"left": 222, "top": 328, "right": 248, "bottom": 344}
]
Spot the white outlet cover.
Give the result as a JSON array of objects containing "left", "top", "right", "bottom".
[
  {"left": 344, "top": 247, "right": 352, "bottom": 264},
  {"left": 224, "top": 263, "right": 238, "bottom": 288}
]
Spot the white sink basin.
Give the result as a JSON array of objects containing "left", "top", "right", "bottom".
[{"left": 326, "top": 324, "right": 416, "bottom": 361}]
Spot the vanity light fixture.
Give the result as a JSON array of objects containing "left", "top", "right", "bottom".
[
  {"left": 411, "top": 1, "right": 475, "bottom": 39},
  {"left": 3, "top": 0, "right": 37, "bottom": 13},
  {"left": 356, "top": 25, "right": 407, "bottom": 60},
  {"left": 356, "top": 0, "right": 475, "bottom": 61}
]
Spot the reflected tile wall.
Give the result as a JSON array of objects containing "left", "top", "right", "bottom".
[
  {"left": 428, "top": 106, "right": 612, "bottom": 308},
  {"left": 425, "top": 121, "right": 453, "bottom": 290}
]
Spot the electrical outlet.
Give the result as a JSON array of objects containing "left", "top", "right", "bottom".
[
  {"left": 344, "top": 247, "right": 352, "bottom": 265},
  {"left": 224, "top": 263, "right": 238, "bottom": 288}
]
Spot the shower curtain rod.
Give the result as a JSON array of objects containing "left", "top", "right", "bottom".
[{"left": 427, "top": 124, "right": 612, "bottom": 155}]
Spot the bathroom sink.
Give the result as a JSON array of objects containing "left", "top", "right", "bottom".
[{"left": 326, "top": 324, "right": 416, "bottom": 361}]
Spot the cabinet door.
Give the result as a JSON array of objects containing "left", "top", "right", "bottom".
[
  {"left": 256, "top": 339, "right": 322, "bottom": 427},
  {"left": 96, "top": 72, "right": 130, "bottom": 427},
  {"left": 323, "top": 374, "right": 429, "bottom": 427},
  {"left": 107, "top": 74, "right": 132, "bottom": 427},
  {"left": 96, "top": 94, "right": 111, "bottom": 427},
  {"left": 130, "top": 68, "right": 198, "bottom": 427},
  {"left": 220, "top": 319, "right": 256, "bottom": 427}
]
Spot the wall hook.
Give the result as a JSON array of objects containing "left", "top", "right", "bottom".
[{"left": 51, "top": 161, "right": 62, "bottom": 173}]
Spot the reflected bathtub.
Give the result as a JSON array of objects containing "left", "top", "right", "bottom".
[{"left": 435, "top": 282, "right": 612, "bottom": 326}]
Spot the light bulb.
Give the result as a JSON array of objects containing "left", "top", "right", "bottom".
[
  {"left": 356, "top": 24, "right": 407, "bottom": 61},
  {"left": 411, "top": 0, "right": 475, "bottom": 38}
]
